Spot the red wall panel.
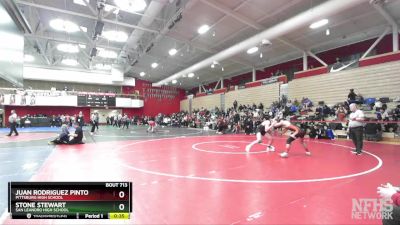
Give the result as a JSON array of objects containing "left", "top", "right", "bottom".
[
  {"left": 294, "top": 67, "right": 329, "bottom": 79},
  {"left": 122, "top": 79, "right": 185, "bottom": 116},
  {"left": 359, "top": 51, "right": 400, "bottom": 67}
]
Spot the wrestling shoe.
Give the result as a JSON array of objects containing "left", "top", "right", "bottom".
[
  {"left": 266, "top": 145, "right": 275, "bottom": 152},
  {"left": 305, "top": 151, "right": 311, "bottom": 156},
  {"left": 280, "top": 152, "right": 289, "bottom": 158},
  {"left": 245, "top": 145, "right": 251, "bottom": 153}
]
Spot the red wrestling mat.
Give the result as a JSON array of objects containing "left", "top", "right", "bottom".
[{"left": 2, "top": 135, "right": 399, "bottom": 225}]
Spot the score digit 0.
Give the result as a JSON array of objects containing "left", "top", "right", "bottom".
[
  {"left": 119, "top": 204, "right": 125, "bottom": 211},
  {"left": 119, "top": 191, "right": 125, "bottom": 199}
]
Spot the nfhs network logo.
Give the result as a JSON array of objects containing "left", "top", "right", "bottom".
[{"left": 352, "top": 198, "right": 393, "bottom": 220}]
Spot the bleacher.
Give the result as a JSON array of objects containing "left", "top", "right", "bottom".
[
  {"left": 288, "top": 61, "right": 400, "bottom": 105},
  {"left": 225, "top": 82, "right": 280, "bottom": 109}
]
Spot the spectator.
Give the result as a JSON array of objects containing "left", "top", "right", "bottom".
[
  {"left": 336, "top": 105, "right": 347, "bottom": 121},
  {"left": 393, "top": 105, "right": 400, "bottom": 121},
  {"left": 364, "top": 118, "right": 382, "bottom": 141},
  {"left": 347, "top": 89, "right": 357, "bottom": 103},
  {"left": 50, "top": 115, "right": 56, "bottom": 127},
  {"left": 233, "top": 100, "right": 238, "bottom": 110},
  {"left": 76, "top": 111, "right": 84, "bottom": 127},
  {"left": 90, "top": 113, "right": 96, "bottom": 134},
  {"left": 308, "top": 125, "right": 318, "bottom": 139}
]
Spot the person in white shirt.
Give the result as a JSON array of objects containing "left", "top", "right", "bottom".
[
  {"left": 348, "top": 103, "right": 365, "bottom": 155},
  {"left": 7, "top": 110, "right": 18, "bottom": 136}
]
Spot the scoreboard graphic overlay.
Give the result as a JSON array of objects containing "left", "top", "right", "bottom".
[{"left": 8, "top": 182, "right": 132, "bottom": 220}]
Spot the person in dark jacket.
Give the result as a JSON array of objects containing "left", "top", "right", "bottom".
[
  {"left": 244, "top": 117, "right": 253, "bottom": 135},
  {"left": 68, "top": 122, "right": 84, "bottom": 144},
  {"left": 76, "top": 111, "right": 85, "bottom": 127}
]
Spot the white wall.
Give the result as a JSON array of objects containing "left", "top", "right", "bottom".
[{"left": 23, "top": 66, "right": 135, "bottom": 86}]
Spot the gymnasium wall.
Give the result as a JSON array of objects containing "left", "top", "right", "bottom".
[
  {"left": 0, "top": 78, "right": 122, "bottom": 93},
  {"left": 122, "top": 79, "right": 186, "bottom": 116},
  {"left": 180, "top": 99, "right": 189, "bottom": 112},
  {"left": 225, "top": 82, "right": 281, "bottom": 109},
  {"left": 183, "top": 82, "right": 281, "bottom": 111},
  {"left": 191, "top": 34, "right": 397, "bottom": 94},
  {"left": 288, "top": 60, "right": 400, "bottom": 105},
  {"left": 192, "top": 94, "right": 221, "bottom": 110}
]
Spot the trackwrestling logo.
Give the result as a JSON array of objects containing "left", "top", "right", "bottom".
[{"left": 351, "top": 198, "right": 393, "bottom": 220}]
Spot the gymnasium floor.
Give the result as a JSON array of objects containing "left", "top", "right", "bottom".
[{"left": 0, "top": 125, "right": 399, "bottom": 225}]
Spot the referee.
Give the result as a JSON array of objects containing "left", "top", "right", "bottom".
[
  {"left": 348, "top": 103, "right": 364, "bottom": 155},
  {"left": 7, "top": 110, "right": 19, "bottom": 136}
]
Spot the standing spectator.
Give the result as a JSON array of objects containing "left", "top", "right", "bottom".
[
  {"left": 348, "top": 103, "right": 365, "bottom": 155},
  {"left": 233, "top": 100, "right": 238, "bottom": 110},
  {"left": 347, "top": 89, "right": 357, "bottom": 104},
  {"left": 76, "top": 111, "right": 84, "bottom": 127},
  {"left": 110, "top": 115, "right": 114, "bottom": 126},
  {"left": 7, "top": 110, "right": 18, "bottom": 136},
  {"left": 122, "top": 114, "right": 129, "bottom": 129},
  {"left": 336, "top": 105, "right": 347, "bottom": 121},
  {"left": 95, "top": 113, "right": 99, "bottom": 131},
  {"left": 258, "top": 103, "right": 264, "bottom": 111},
  {"left": 50, "top": 115, "right": 56, "bottom": 127},
  {"left": 117, "top": 112, "right": 123, "bottom": 128},
  {"left": 90, "top": 113, "right": 96, "bottom": 134}
]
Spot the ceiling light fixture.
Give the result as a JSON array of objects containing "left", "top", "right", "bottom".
[
  {"left": 49, "top": 19, "right": 79, "bottom": 33},
  {"left": 151, "top": 62, "right": 158, "bottom": 68},
  {"left": 73, "top": 0, "right": 86, "bottom": 6},
  {"left": 309, "top": 19, "right": 329, "bottom": 29},
  {"left": 95, "top": 64, "right": 112, "bottom": 70},
  {"left": 24, "top": 54, "right": 34, "bottom": 62},
  {"left": 168, "top": 48, "right": 177, "bottom": 56},
  {"left": 97, "top": 48, "right": 118, "bottom": 59},
  {"left": 114, "top": 0, "right": 147, "bottom": 12},
  {"left": 102, "top": 30, "right": 128, "bottom": 42},
  {"left": 326, "top": 28, "right": 330, "bottom": 36},
  {"left": 247, "top": 46, "right": 259, "bottom": 54},
  {"left": 188, "top": 72, "right": 194, "bottom": 78},
  {"left": 61, "top": 59, "right": 79, "bottom": 66},
  {"left": 140, "top": 72, "right": 146, "bottom": 77},
  {"left": 172, "top": 80, "right": 177, "bottom": 84},
  {"left": 261, "top": 39, "right": 271, "bottom": 45},
  {"left": 57, "top": 43, "right": 79, "bottom": 53},
  {"left": 197, "top": 24, "right": 210, "bottom": 34},
  {"left": 260, "top": 52, "right": 263, "bottom": 58},
  {"left": 211, "top": 64, "right": 215, "bottom": 68}
]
